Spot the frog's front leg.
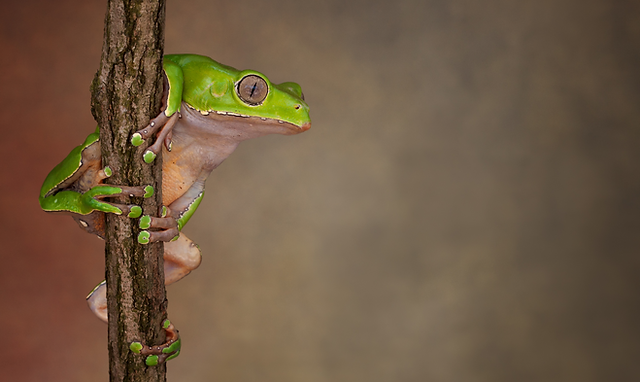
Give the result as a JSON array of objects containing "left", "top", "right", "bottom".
[
  {"left": 131, "top": 112, "right": 180, "bottom": 163},
  {"left": 67, "top": 184, "right": 154, "bottom": 237},
  {"left": 130, "top": 58, "right": 184, "bottom": 163}
]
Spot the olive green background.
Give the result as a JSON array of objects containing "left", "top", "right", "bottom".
[{"left": 1, "top": 0, "right": 639, "bottom": 381}]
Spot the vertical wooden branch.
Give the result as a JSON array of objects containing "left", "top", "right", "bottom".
[{"left": 90, "top": 1, "right": 167, "bottom": 381}]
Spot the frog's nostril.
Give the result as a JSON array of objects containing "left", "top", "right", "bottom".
[{"left": 295, "top": 104, "right": 301, "bottom": 110}]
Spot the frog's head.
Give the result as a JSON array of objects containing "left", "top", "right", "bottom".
[
  {"left": 178, "top": 56, "right": 310, "bottom": 139},
  {"left": 233, "top": 71, "right": 311, "bottom": 133}
]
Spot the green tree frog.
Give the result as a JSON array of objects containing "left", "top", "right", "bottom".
[{"left": 39, "top": 54, "right": 310, "bottom": 365}]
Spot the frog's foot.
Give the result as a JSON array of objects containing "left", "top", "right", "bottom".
[
  {"left": 131, "top": 113, "right": 169, "bottom": 146},
  {"left": 138, "top": 214, "right": 179, "bottom": 244},
  {"left": 131, "top": 112, "right": 180, "bottom": 163},
  {"left": 84, "top": 185, "right": 154, "bottom": 216},
  {"left": 130, "top": 320, "right": 181, "bottom": 366}
]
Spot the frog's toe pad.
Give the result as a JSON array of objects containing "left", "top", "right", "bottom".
[
  {"left": 145, "top": 355, "right": 160, "bottom": 366},
  {"left": 143, "top": 150, "right": 157, "bottom": 163},
  {"left": 128, "top": 206, "right": 143, "bottom": 218},
  {"left": 139, "top": 215, "right": 152, "bottom": 229},
  {"left": 99, "top": 166, "right": 113, "bottom": 179},
  {"left": 131, "top": 133, "right": 145, "bottom": 147},
  {"left": 130, "top": 342, "right": 143, "bottom": 353},
  {"left": 138, "top": 231, "right": 151, "bottom": 244},
  {"left": 144, "top": 185, "right": 154, "bottom": 198}
]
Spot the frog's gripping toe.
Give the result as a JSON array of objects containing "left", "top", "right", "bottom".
[
  {"left": 137, "top": 214, "right": 179, "bottom": 244},
  {"left": 85, "top": 185, "right": 152, "bottom": 216},
  {"left": 130, "top": 320, "right": 181, "bottom": 366}
]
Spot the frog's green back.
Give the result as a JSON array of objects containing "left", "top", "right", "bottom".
[{"left": 165, "top": 54, "right": 238, "bottom": 75}]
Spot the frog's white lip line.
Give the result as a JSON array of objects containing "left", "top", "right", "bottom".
[{"left": 185, "top": 103, "right": 309, "bottom": 131}]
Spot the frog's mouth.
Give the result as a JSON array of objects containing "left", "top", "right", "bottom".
[{"left": 184, "top": 103, "right": 311, "bottom": 134}]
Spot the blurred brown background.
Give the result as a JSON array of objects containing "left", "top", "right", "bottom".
[{"left": 2, "top": 0, "right": 640, "bottom": 381}]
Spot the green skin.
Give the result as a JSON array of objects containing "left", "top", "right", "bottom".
[{"left": 39, "top": 54, "right": 310, "bottom": 365}]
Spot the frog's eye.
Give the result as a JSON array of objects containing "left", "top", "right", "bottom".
[{"left": 237, "top": 75, "right": 268, "bottom": 105}]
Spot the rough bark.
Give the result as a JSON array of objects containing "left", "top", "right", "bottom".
[{"left": 90, "top": 1, "right": 167, "bottom": 381}]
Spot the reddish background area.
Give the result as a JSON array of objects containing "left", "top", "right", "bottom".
[{"left": 2, "top": 1, "right": 640, "bottom": 381}]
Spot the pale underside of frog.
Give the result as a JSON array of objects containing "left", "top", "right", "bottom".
[{"left": 39, "top": 54, "right": 310, "bottom": 365}]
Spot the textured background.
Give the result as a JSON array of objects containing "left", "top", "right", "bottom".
[{"left": 2, "top": 0, "right": 640, "bottom": 381}]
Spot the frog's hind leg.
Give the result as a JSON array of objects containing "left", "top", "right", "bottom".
[
  {"left": 87, "top": 281, "right": 181, "bottom": 365},
  {"left": 86, "top": 281, "right": 108, "bottom": 323},
  {"left": 85, "top": 234, "right": 201, "bottom": 322},
  {"left": 163, "top": 233, "right": 202, "bottom": 285},
  {"left": 72, "top": 211, "right": 107, "bottom": 238}
]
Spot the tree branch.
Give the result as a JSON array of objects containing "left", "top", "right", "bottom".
[{"left": 90, "top": 1, "right": 167, "bottom": 381}]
